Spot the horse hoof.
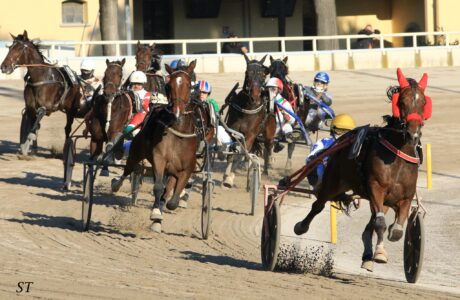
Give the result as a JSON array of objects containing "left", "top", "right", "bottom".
[
  {"left": 373, "top": 246, "right": 388, "bottom": 263},
  {"left": 388, "top": 223, "right": 404, "bottom": 242},
  {"left": 361, "top": 260, "right": 374, "bottom": 272},
  {"left": 222, "top": 174, "right": 234, "bottom": 188},
  {"left": 150, "top": 222, "right": 162, "bottom": 233},
  {"left": 166, "top": 200, "right": 179, "bottom": 211},
  {"left": 111, "top": 178, "right": 122, "bottom": 193},
  {"left": 100, "top": 169, "right": 109, "bottom": 177},
  {"left": 178, "top": 199, "right": 188, "bottom": 208},
  {"left": 150, "top": 208, "right": 163, "bottom": 221},
  {"left": 27, "top": 133, "right": 37, "bottom": 141},
  {"left": 62, "top": 182, "right": 71, "bottom": 191},
  {"left": 294, "top": 222, "right": 307, "bottom": 235}
]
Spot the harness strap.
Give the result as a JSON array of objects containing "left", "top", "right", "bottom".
[
  {"left": 229, "top": 102, "right": 264, "bottom": 114},
  {"left": 379, "top": 137, "right": 420, "bottom": 164},
  {"left": 26, "top": 80, "right": 64, "bottom": 87}
]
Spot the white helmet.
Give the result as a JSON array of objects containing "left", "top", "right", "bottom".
[
  {"left": 80, "top": 59, "right": 96, "bottom": 71},
  {"left": 130, "top": 71, "right": 147, "bottom": 84}
]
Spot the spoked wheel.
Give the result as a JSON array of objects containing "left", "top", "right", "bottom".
[
  {"left": 82, "top": 164, "right": 95, "bottom": 231},
  {"left": 130, "top": 170, "right": 143, "bottom": 206},
  {"left": 201, "top": 179, "right": 213, "bottom": 240},
  {"left": 247, "top": 162, "right": 260, "bottom": 216},
  {"left": 404, "top": 210, "right": 425, "bottom": 283},
  {"left": 261, "top": 198, "right": 281, "bottom": 271},
  {"left": 19, "top": 111, "right": 32, "bottom": 155},
  {"left": 63, "top": 138, "right": 75, "bottom": 190}
]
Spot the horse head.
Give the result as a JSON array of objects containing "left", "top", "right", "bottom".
[
  {"left": 1, "top": 30, "right": 44, "bottom": 74},
  {"left": 135, "top": 41, "right": 161, "bottom": 73},
  {"left": 165, "top": 59, "right": 196, "bottom": 119},
  {"left": 392, "top": 68, "right": 432, "bottom": 142},
  {"left": 103, "top": 58, "right": 125, "bottom": 96},
  {"left": 269, "top": 55, "right": 289, "bottom": 84},
  {"left": 242, "top": 53, "right": 269, "bottom": 100}
]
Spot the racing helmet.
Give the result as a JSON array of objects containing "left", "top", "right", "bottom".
[
  {"left": 80, "top": 59, "right": 96, "bottom": 71},
  {"left": 314, "top": 72, "right": 330, "bottom": 84},
  {"left": 197, "top": 80, "right": 212, "bottom": 94},
  {"left": 266, "top": 77, "right": 284, "bottom": 92},
  {"left": 170, "top": 59, "right": 187, "bottom": 70},
  {"left": 331, "top": 114, "right": 356, "bottom": 135},
  {"left": 129, "top": 71, "right": 147, "bottom": 84}
]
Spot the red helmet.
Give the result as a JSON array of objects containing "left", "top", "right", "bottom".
[{"left": 266, "top": 77, "right": 283, "bottom": 92}]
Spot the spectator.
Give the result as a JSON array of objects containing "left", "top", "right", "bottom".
[
  {"left": 222, "top": 33, "right": 249, "bottom": 54},
  {"left": 357, "top": 24, "right": 374, "bottom": 49}
]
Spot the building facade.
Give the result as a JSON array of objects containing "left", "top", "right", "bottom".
[{"left": 0, "top": 0, "right": 457, "bottom": 55}]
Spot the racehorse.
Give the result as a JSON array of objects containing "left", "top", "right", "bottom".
[
  {"left": 294, "top": 68, "right": 432, "bottom": 271},
  {"left": 0, "top": 30, "right": 82, "bottom": 155},
  {"left": 133, "top": 41, "right": 166, "bottom": 96},
  {"left": 85, "top": 58, "right": 128, "bottom": 165},
  {"left": 268, "top": 55, "right": 308, "bottom": 170},
  {"left": 222, "top": 53, "right": 274, "bottom": 187},
  {"left": 111, "top": 60, "right": 214, "bottom": 232}
]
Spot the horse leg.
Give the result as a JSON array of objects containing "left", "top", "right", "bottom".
[
  {"left": 370, "top": 190, "right": 388, "bottom": 263},
  {"left": 361, "top": 215, "right": 376, "bottom": 271},
  {"left": 388, "top": 200, "right": 411, "bottom": 242},
  {"left": 285, "top": 142, "right": 295, "bottom": 170},
  {"left": 150, "top": 157, "right": 167, "bottom": 222},
  {"left": 111, "top": 144, "right": 140, "bottom": 193},
  {"left": 223, "top": 154, "right": 235, "bottom": 188},
  {"left": 166, "top": 170, "right": 191, "bottom": 211},
  {"left": 294, "top": 197, "right": 328, "bottom": 235},
  {"left": 179, "top": 177, "right": 194, "bottom": 208}
]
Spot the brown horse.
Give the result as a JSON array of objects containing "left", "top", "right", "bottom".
[
  {"left": 0, "top": 30, "right": 81, "bottom": 155},
  {"left": 294, "top": 68, "right": 432, "bottom": 271},
  {"left": 85, "top": 58, "right": 128, "bottom": 165},
  {"left": 222, "top": 53, "right": 274, "bottom": 187},
  {"left": 268, "top": 55, "right": 310, "bottom": 169},
  {"left": 111, "top": 60, "right": 214, "bottom": 232},
  {"left": 133, "top": 41, "right": 166, "bottom": 96}
]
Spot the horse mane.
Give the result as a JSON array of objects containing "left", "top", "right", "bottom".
[{"left": 16, "top": 34, "right": 50, "bottom": 63}]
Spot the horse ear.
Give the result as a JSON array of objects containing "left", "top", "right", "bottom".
[
  {"left": 121, "top": 58, "right": 126, "bottom": 66},
  {"left": 418, "top": 73, "right": 428, "bottom": 91},
  {"left": 423, "top": 96, "right": 432, "bottom": 120},
  {"left": 391, "top": 92, "right": 401, "bottom": 118},
  {"left": 283, "top": 56, "right": 288, "bottom": 64},
  {"left": 396, "top": 68, "right": 409, "bottom": 88},
  {"left": 269, "top": 55, "right": 274, "bottom": 64},
  {"left": 23, "top": 30, "right": 28, "bottom": 40},
  {"left": 137, "top": 40, "right": 141, "bottom": 47},
  {"left": 10, "top": 33, "right": 16, "bottom": 40},
  {"left": 165, "top": 63, "right": 173, "bottom": 75},
  {"left": 259, "top": 54, "right": 267, "bottom": 65},
  {"left": 242, "top": 52, "right": 250, "bottom": 65},
  {"left": 106, "top": 59, "right": 110, "bottom": 66},
  {"left": 264, "top": 66, "right": 270, "bottom": 76},
  {"left": 187, "top": 59, "right": 197, "bottom": 73}
]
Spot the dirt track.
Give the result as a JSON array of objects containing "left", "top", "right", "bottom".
[{"left": 0, "top": 67, "right": 459, "bottom": 299}]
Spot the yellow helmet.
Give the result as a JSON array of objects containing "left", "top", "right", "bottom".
[{"left": 331, "top": 114, "right": 356, "bottom": 134}]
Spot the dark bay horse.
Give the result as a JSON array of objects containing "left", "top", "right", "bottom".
[
  {"left": 133, "top": 41, "right": 166, "bottom": 96},
  {"left": 111, "top": 60, "right": 214, "bottom": 232},
  {"left": 85, "top": 59, "right": 128, "bottom": 164},
  {"left": 0, "top": 30, "right": 81, "bottom": 155},
  {"left": 268, "top": 55, "right": 309, "bottom": 170},
  {"left": 223, "top": 53, "right": 274, "bottom": 187},
  {"left": 294, "top": 68, "right": 432, "bottom": 271}
]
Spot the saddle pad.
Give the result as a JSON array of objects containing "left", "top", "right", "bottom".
[
  {"left": 62, "top": 65, "right": 79, "bottom": 86},
  {"left": 348, "top": 124, "right": 370, "bottom": 159}
]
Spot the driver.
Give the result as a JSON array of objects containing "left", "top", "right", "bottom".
[
  {"left": 306, "top": 113, "right": 356, "bottom": 190},
  {"left": 303, "top": 71, "right": 334, "bottom": 132}
]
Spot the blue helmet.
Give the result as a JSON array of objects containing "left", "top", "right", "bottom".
[
  {"left": 170, "top": 59, "right": 186, "bottom": 70},
  {"left": 314, "top": 72, "right": 330, "bottom": 84}
]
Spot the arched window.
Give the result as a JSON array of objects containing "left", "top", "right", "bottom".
[{"left": 62, "top": 0, "right": 87, "bottom": 25}]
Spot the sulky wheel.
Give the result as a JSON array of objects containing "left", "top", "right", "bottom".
[
  {"left": 81, "top": 164, "right": 95, "bottom": 231},
  {"left": 404, "top": 210, "right": 425, "bottom": 283},
  {"left": 63, "top": 138, "right": 75, "bottom": 190},
  {"left": 248, "top": 162, "right": 259, "bottom": 216},
  {"left": 261, "top": 199, "right": 281, "bottom": 271},
  {"left": 201, "top": 179, "right": 213, "bottom": 240}
]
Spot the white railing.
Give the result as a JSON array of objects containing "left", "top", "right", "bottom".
[{"left": 5, "top": 31, "right": 459, "bottom": 58}]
